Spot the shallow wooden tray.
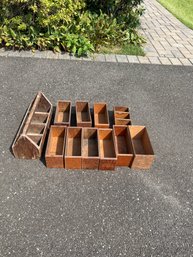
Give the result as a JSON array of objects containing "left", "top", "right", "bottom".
[
  {"left": 128, "top": 126, "right": 154, "bottom": 169},
  {"left": 12, "top": 92, "right": 52, "bottom": 159},
  {"left": 94, "top": 103, "right": 109, "bottom": 128},
  {"left": 98, "top": 129, "right": 117, "bottom": 170},
  {"left": 65, "top": 127, "right": 82, "bottom": 169},
  {"left": 82, "top": 128, "right": 99, "bottom": 169},
  {"left": 54, "top": 100, "right": 71, "bottom": 126},
  {"left": 113, "top": 125, "right": 134, "bottom": 167},
  {"left": 76, "top": 101, "right": 92, "bottom": 127},
  {"left": 45, "top": 126, "right": 66, "bottom": 168}
]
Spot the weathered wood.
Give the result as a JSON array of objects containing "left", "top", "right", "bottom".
[
  {"left": 12, "top": 92, "right": 53, "bottom": 159},
  {"left": 94, "top": 103, "right": 109, "bottom": 128},
  {"left": 76, "top": 101, "right": 92, "bottom": 127},
  {"left": 54, "top": 100, "right": 71, "bottom": 126},
  {"left": 45, "top": 126, "right": 66, "bottom": 168},
  {"left": 114, "top": 106, "right": 131, "bottom": 125}
]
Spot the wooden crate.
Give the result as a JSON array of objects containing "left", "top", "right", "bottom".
[
  {"left": 65, "top": 127, "right": 82, "bottom": 169},
  {"left": 114, "top": 106, "right": 131, "bottom": 125},
  {"left": 113, "top": 125, "right": 134, "bottom": 167},
  {"left": 54, "top": 100, "right": 71, "bottom": 126},
  {"left": 12, "top": 92, "right": 53, "bottom": 159},
  {"left": 76, "top": 101, "right": 92, "bottom": 127},
  {"left": 98, "top": 129, "right": 117, "bottom": 170},
  {"left": 45, "top": 126, "right": 66, "bottom": 168},
  {"left": 94, "top": 103, "right": 109, "bottom": 128},
  {"left": 128, "top": 126, "right": 155, "bottom": 169},
  {"left": 82, "top": 128, "right": 99, "bottom": 169}
]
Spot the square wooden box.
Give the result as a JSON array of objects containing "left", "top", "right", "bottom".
[
  {"left": 45, "top": 126, "right": 66, "bottom": 168},
  {"left": 65, "top": 127, "right": 82, "bottom": 169},
  {"left": 82, "top": 128, "right": 99, "bottom": 169},
  {"left": 128, "top": 126, "right": 155, "bottom": 170},
  {"left": 76, "top": 101, "right": 92, "bottom": 127},
  {"left": 94, "top": 103, "right": 109, "bottom": 128},
  {"left": 54, "top": 100, "right": 71, "bottom": 126},
  {"left": 113, "top": 125, "right": 134, "bottom": 167},
  {"left": 98, "top": 129, "right": 117, "bottom": 170}
]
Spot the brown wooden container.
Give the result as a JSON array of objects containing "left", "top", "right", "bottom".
[
  {"left": 114, "top": 106, "right": 131, "bottom": 125},
  {"left": 114, "top": 106, "right": 129, "bottom": 112},
  {"left": 54, "top": 100, "right": 71, "bottom": 126},
  {"left": 94, "top": 103, "right": 109, "bottom": 128},
  {"left": 128, "top": 126, "right": 154, "bottom": 170},
  {"left": 76, "top": 101, "right": 92, "bottom": 127},
  {"left": 82, "top": 128, "right": 99, "bottom": 169},
  {"left": 12, "top": 92, "right": 53, "bottom": 159},
  {"left": 113, "top": 125, "right": 134, "bottom": 167},
  {"left": 45, "top": 126, "right": 66, "bottom": 168},
  {"left": 65, "top": 127, "right": 82, "bottom": 169},
  {"left": 98, "top": 129, "right": 117, "bottom": 170}
]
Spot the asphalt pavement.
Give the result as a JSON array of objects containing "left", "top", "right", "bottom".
[{"left": 0, "top": 56, "right": 193, "bottom": 257}]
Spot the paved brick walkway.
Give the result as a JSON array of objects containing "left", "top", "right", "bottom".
[{"left": 0, "top": 0, "right": 193, "bottom": 65}]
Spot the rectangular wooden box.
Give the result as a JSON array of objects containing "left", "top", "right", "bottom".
[
  {"left": 113, "top": 125, "right": 134, "bottom": 167},
  {"left": 12, "top": 92, "right": 52, "bottom": 159},
  {"left": 94, "top": 103, "right": 109, "bottom": 128},
  {"left": 98, "top": 129, "right": 117, "bottom": 170},
  {"left": 65, "top": 127, "right": 82, "bottom": 169},
  {"left": 76, "top": 101, "right": 92, "bottom": 127},
  {"left": 45, "top": 126, "right": 66, "bottom": 168},
  {"left": 128, "top": 126, "right": 154, "bottom": 170},
  {"left": 114, "top": 106, "right": 131, "bottom": 125},
  {"left": 82, "top": 128, "right": 99, "bottom": 169},
  {"left": 54, "top": 100, "right": 71, "bottom": 126}
]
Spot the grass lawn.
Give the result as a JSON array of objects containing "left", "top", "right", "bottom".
[
  {"left": 158, "top": 0, "right": 193, "bottom": 29},
  {"left": 99, "top": 44, "right": 145, "bottom": 56}
]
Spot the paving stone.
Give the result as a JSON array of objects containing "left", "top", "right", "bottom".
[
  {"left": 159, "top": 57, "right": 171, "bottom": 65},
  {"left": 169, "top": 58, "right": 182, "bottom": 65},
  {"left": 105, "top": 54, "right": 117, "bottom": 62},
  {"left": 46, "top": 51, "right": 59, "bottom": 59},
  {"left": 94, "top": 54, "right": 106, "bottom": 62},
  {"left": 126, "top": 56, "right": 139, "bottom": 63},
  {"left": 116, "top": 55, "right": 128, "bottom": 63},
  {"left": 138, "top": 56, "right": 150, "bottom": 64},
  {"left": 148, "top": 57, "right": 161, "bottom": 64},
  {"left": 189, "top": 59, "right": 193, "bottom": 64},
  {"left": 179, "top": 58, "right": 192, "bottom": 66},
  {"left": 58, "top": 53, "right": 71, "bottom": 60}
]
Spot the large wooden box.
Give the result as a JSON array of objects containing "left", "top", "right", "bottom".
[
  {"left": 94, "top": 103, "right": 109, "bottom": 128},
  {"left": 12, "top": 92, "right": 53, "bottom": 159},
  {"left": 128, "top": 126, "right": 154, "bottom": 169},
  {"left": 82, "top": 128, "right": 99, "bottom": 169},
  {"left": 76, "top": 101, "right": 92, "bottom": 127},
  {"left": 113, "top": 125, "right": 134, "bottom": 167},
  {"left": 45, "top": 126, "right": 66, "bottom": 168},
  {"left": 98, "top": 129, "right": 117, "bottom": 170},
  {"left": 65, "top": 127, "right": 82, "bottom": 169},
  {"left": 54, "top": 100, "right": 71, "bottom": 126}
]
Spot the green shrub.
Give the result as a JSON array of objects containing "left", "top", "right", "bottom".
[{"left": 0, "top": 0, "right": 144, "bottom": 56}]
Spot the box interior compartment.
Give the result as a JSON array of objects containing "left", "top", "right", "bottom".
[
  {"left": 35, "top": 94, "right": 51, "bottom": 113},
  {"left": 31, "top": 112, "right": 48, "bottom": 124},
  {"left": 115, "top": 119, "right": 131, "bottom": 125},
  {"left": 27, "top": 134, "right": 42, "bottom": 146},
  {"left": 94, "top": 104, "right": 108, "bottom": 124},
  {"left": 114, "top": 127, "right": 133, "bottom": 155},
  {"left": 57, "top": 101, "right": 71, "bottom": 123},
  {"left": 66, "top": 128, "right": 81, "bottom": 156},
  {"left": 47, "top": 127, "right": 65, "bottom": 155},
  {"left": 98, "top": 130, "right": 116, "bottom": 158},
  {"left": 76, "top": 102, "right": 91, "bottom": 122},
  {"left": 27, "top": 124, "right": 45, "bottom": 135},
  {"left": 115, "top": 112, "right": 130, "bottom": 119},
  {"left": 114, "top": 106, "right": 129, "bottom": 112},
  {"left": 82, "top": 129, "right": 98, "bottom": 157},
  {"left": 129, "top": 126, "right": 154, "bottom": 155}
]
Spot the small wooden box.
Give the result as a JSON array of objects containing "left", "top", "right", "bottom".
[
  {"left": 45, "top": 126, "right": 66, "bottom": 168},
  {"left": 98, "top": 129, "right": 117, "bottom": 170},
  {"left": 113, "top": 125, "right": 134, "bottom": 167},
  {"left": 54, "top": 100, "right": 71, "bottom": 126},
  {"left": 94, "top": 103, "right": 109, "bottom": 128},
  {"left": 65, "top": 127, "right": 82, "bottom": 169},
  {"left": 114, "top": 106, "right": 131, "bottom": 125},
  {"left": 76, "top": 101, "right": 92, "bottom": 127},
  {"left": 128, "top": 126, "right": 154, "bottom": 170},
  {"left": 12, "top": 92, "right": 52, "bottom": 159},
  {"left": 82, "top": 128, "right": 99, "bottom": 169}
]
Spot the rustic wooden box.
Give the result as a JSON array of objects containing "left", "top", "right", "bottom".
[
  {"left": 76, "top": 101, "right": 92, "bottom": 127},
  {"left": 128, "top": 126, "right": 154, "bottom": 170},
  {"left": 114, "top": 106, "right": 131, "bottom": 125},
  {"left": 98, "top": 129, "right": 117, "bottom": 170},
  {"left": 94, "top": 103, "right": 109, "bottom": 128},
  {"left": 45, "top": 126, "right": 66, "bottom": 168},
  {"left": 12, "top": 92, "right": 52, "bottom": 159},
  {"left": 113, "top": 125, "right": 134, "bottom": 167},
  {"left": 82, "top": 128, "right": 99, "bottom": 169},
  {"left": 54, "top": 100, "right": 71, "bottom": 126},
  {"left": 65, "top": 127, "right": 82, "bottom": 169}
]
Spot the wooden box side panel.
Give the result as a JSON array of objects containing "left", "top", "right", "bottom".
[
  {"left": 82, "top": 158, "right": 99, "bottom": 170},
  {"left": 46, "top": 156, "right": 64, "bottom": 168},
  {"left": 65, "top": 157, "right": 82, "bottom": 169},
  {"left": 131, "top": 155, "right": 154, "bottom": 170},
  {"left": 99, "top": 159, "right": 117, "bottom": 170}
]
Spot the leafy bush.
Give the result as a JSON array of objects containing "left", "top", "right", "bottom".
[{"left": 0, "top": 0, "right": 144, "bottom": 56}]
